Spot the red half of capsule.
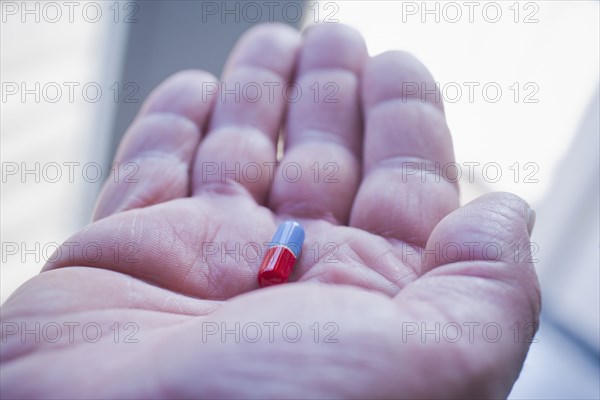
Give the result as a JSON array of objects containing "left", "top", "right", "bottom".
[{"left": 258, "top": 246, "right": 297, "bottom": 287}]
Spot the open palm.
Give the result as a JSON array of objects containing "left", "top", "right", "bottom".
[{"left": 1, "top": 24, "right": 540, "bottom": 399}]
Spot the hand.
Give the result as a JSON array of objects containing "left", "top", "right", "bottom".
[{"left": 1, "top": 23, "right": 540, "bottom": 398}]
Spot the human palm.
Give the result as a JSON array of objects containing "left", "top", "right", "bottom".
[{"left": 1, "top": 24, "right": 540, "bottom": 398}]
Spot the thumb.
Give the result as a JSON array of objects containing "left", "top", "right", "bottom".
[{"left": 393, "top": 192, "right": 541, "bottom": 398}]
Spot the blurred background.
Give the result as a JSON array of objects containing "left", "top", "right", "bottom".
[{"left": 1, "top": 1, "right": 598, "bottom": 398}]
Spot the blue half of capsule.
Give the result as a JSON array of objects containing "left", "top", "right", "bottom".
[{"left": 268, "top": 220, "right": 305, "bottom": 258}]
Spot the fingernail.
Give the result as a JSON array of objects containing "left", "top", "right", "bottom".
[{"left": 527, "top": 209, "right": 536, "bottom": 236}]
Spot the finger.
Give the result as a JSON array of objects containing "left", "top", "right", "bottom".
[
  {"left": 392, "top": 192, "right": 540, "bottom": 397},
  {"left": 192, "top": 23, "right": 301, "bottom": 203},
  {"left": 269, "top": 24, "right": 367, "bottom": 224},
  {"left": 350, "top": 51, "right": 459, "bottom": 246},
  {"left": 422, "top": 191, "right": 536, "bottom": 273},
  {"left": 44, "top": 196, "right": 277, "bottom": 301},
  {"left": 93, "top": 70, "right": 218, "bottom": 221}
]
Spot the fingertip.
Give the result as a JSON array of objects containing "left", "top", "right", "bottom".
[
  {"left": 477, "top": 191, "right": 536, "bottom": 238},
  {"left": 138, "top": 69, "right": 218, "bottom": 129},
  {"left": 363, "top": 50, "right": 443, "bottom": 112},
  {"left": 299, "top": 23, "right": 368, "bottom": 73},
  {"left": 243, "top": 21, "right": 299, "bottom": 41},
  {"left": 425, "top": 191, "right": 534, "bottom": 269},
  {"left": 468, "top": 191, "right": 532, "bottom": 228},
  {"left": 223, "top": 22, "right": 301, "bottom": 78},
  {"left": 459, "top": 191, "right": 532, "bottom": 233},
  {"left": 302, "top": 22, "right": 365, "bottom": 46},
  {"left": 115, "top": 113, "right": 200, "bottom": 163},
  {"left": 365, "top": 50, "right": 430, "bottom": 77}
]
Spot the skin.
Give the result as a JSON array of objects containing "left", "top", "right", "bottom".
[{"left": 0, "top": 24, "right": 541, "bottom": 399}]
